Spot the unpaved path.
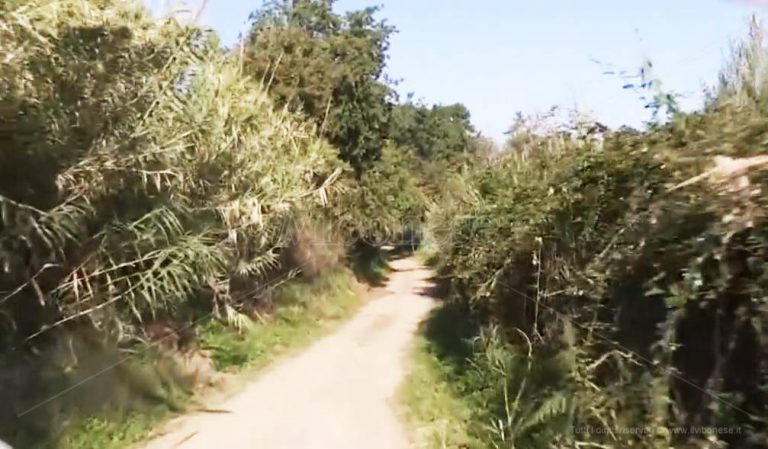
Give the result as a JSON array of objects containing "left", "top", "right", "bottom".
[{"left": 140, "top": 257, "right": 435, "bottom": 449}]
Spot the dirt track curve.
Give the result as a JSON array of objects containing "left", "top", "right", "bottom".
[{"left": 140, "top": 256, "right": 436, "bottom": 449}]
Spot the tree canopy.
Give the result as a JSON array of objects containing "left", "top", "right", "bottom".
[
  {"left": 390, "top": 102, "right": 477, "bottom": 163},
  {"left": 243, "top": 0, "right": 394, "bottom": 174}
]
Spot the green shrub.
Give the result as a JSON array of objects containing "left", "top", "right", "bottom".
[
  {"left": 0, "top": 0, "right": 350, "bottom": 444},
  {"left": 428, "top": 31, "right": 768, "bottom": 445}
]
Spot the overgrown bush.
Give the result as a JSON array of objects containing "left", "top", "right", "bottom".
[
  {"left": 429, "top": 21, "right": 768, "bottom": 449},
  {"left": 0, "top": 0, "right": 354, "bottom": 445}
]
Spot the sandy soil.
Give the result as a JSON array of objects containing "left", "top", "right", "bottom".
[{"left": 139, "top": 256, "right": 436, "bottom": 449}]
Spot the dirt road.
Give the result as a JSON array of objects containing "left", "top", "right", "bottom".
[{"left": 140, "top": 256, "right": 436, "bottom": 449}]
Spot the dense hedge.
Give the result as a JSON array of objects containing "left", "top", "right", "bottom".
[{"left": 429, "top": 50, "right": 768, "bottom": 447}]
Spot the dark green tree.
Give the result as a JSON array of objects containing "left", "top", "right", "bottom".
[
  {"left": 390, "top": 101, "right": 477, "bottom": 163},
  {"left": 243, "top": 0, "right": 394, "bottom": 175}
]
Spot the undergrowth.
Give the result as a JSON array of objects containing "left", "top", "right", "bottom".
[{"left": 199, "top": 269, "right": 363, "bottom": 373}]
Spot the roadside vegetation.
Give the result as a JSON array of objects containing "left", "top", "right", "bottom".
[
  {"left": 413, "top": 18, "right": 768, "bottom": 449},
  {"left": 397, "top": 302, "right": 480, "bottom": 449}
]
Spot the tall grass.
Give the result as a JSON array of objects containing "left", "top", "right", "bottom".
[
  {"left": 0, "top": 0, "right": 363, "bottom": 446},
  {"left": 0, "top": 0, "right": 342, "bottom": 335}
]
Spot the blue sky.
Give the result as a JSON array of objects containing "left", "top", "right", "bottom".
[{"left": 149, "top": 0, "right": 766, "bottom": 141}]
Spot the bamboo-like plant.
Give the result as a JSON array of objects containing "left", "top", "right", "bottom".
[{"left": 0, "top": 0, "right": 342, "bottom": 342}]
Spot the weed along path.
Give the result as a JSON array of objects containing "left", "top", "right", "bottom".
[{"left": 139, "top": 256, "right": 436, "bottom": 449}]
